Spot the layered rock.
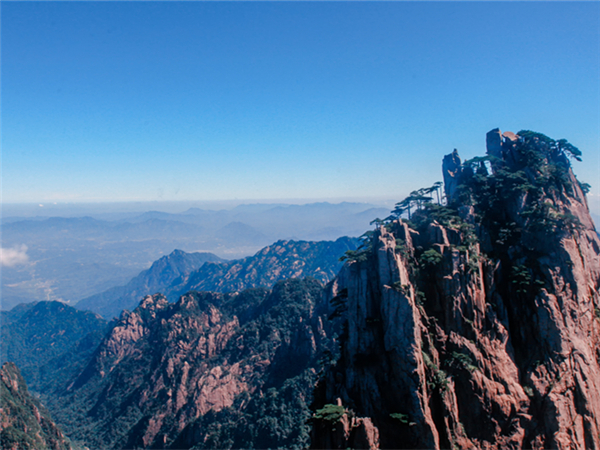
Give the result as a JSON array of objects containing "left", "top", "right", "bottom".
[{"left": 312, "top": 130, "right": 600, "bottom": 449}]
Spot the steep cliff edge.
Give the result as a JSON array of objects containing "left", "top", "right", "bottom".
[{"left": 311, "top": 129, "right": 600, "bottom": 449}]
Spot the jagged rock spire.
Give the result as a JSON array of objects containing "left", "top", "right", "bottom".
[{"left": 442, "top": 148, "right": 461, "bottom": 201}]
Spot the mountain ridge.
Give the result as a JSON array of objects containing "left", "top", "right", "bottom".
[
  {"left": 166, "top": 236, "right": 358, "bottom": 301},
  {"left": 4, "top": 129, "right": 598, "bottom": 450},
  {"left": 45, "top": 279, "right": 334, "bottom": 450},
  {"left": 76, "top": 250, "right": 224, "bottom": 318}
]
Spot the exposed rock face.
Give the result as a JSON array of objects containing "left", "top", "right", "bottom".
[
  {"left": 0, "top": 362, "right": 71, "bottom": 450},
  {"left": 486, "top": 127, "right": 503, "bottom": 161},
  {"left": 442, "top": 149, "right": 462, "bottom": 200},
  {"left": 312, "top": 130, "right": 600, "bottom": 449},
  {"left": 49, "top": 279, "right": 334, "bottom": 449}
]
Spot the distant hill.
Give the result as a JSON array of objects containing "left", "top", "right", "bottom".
[
  {"left": 0, "top": 301, "right": 108, "bottom": 392},
  {"left": 166, "top": 236, "right": 358, "bottom": 300},
  {"left": 214, "top": 221, "right": 270, "bottom": 246},
  {"left": 76, "top": 250, "right": 225, "bottom": 318},
  {"left": 76, "top": 238, "right": 356, "bottom": 319},
  {"left": 1, "top": 362, "right": 71, "bottom": 450}
]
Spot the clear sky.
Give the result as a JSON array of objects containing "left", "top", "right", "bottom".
[{"left": 2, "top": 2, "right": 600, "bottom": 212}]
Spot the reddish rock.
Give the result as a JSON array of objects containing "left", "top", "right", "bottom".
[{"left": 312, "top": 130, "right": 600, "bottom": 449}]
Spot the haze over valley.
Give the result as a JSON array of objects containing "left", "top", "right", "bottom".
[{"left": 1, "top": 201, "right": 384, "bottom": 311}]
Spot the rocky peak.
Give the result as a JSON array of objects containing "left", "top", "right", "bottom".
[
  {"left": 167, "top": 237, "right": 358, "bottom": 299},
  {"left": 312, "top": 129, "right": 600, "bottom": 449},
  {"left": 138, "top": 293, "right": 169, "bottom": 314},
  {"left": 442, "top": 149, "right": 461, "bottom": 200}
]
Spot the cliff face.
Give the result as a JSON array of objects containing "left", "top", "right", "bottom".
[
  {"left": 0, "top": 362, "right": 71, "bottom": 450},
  {"left": 311, "top": 130, "right": 600, "bottom": 449},
  {"left": 50, "top": 278, "right": 334, "bottom": 450}
]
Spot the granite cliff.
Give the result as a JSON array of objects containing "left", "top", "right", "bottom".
[{"left": 311, "top": 129, "right": 600, "bottom": 449}]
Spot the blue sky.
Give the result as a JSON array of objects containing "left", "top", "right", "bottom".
[{"left": 2, "top": 2, "right": 600, "bottom": 213}]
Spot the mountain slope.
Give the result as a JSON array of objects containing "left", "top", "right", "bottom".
[
  {"left": 0, "top": 362, "right": 71, "bottom": 450},
  {"left": 167, "top": 237, "right": 357, "bottom": 300},
  {"left": 311, "top": 129, "right": 600, "bottom": 449},
  {"left": 0, "top": 301, "right": 108, "bottom": 392},
  {"left": 76, "top": 250, "right": 224, "bottom": 318},
  {"left": 46, "top": 279, "right": 334, "bottom": 450}
]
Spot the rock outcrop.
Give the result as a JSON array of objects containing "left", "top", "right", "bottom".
[
  {"left": 49, "top": 279, "right": 335, "bottom": 450},
  {"left": 442, "top": 149, "right": 462, "bottom": 200},
  {"left": 312, "top": 129, "right": 600, "bottom": 449},
  {"left": 0, "top": 362, "right": 71, "bottom": 450}
]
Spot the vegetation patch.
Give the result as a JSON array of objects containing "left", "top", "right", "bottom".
[
  {"left": 422, "top": 351, "right": 449, "bottom": 392},
  {"left": 313, "top": 404, "right": 346, "bottom": 423},
  {"left": 389, "top": 412, "right": 410, "bottom": 424},
  {"left": 449, "top": 351, "right": 478, "bottom": 373},
  {"left": 419, "top": 248, "right": 443, "bottom": 268}
]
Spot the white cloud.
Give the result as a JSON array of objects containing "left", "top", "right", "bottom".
[{"left": 1, "top": 245, "right": 29, "bottom": 267}]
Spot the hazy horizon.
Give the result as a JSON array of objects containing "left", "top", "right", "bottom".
[
  {"left": 3, "top": 2, "right": 599, "bottom": 214},
  {"left": 1, "top": 196, "right": 398, "bottom": 219}
]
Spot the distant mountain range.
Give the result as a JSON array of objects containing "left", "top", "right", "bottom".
[
  {"left": 2, "top": 201, "right": 387, "bottom": 310},
  {"left": 166, "top": 237, "right": 358, "bottom": 300},
  {"left": 76, "top": 237, "right": 357, "bottom": 319},
  {"left": 76, "top": 250, "right": 224, "bottom": 318}
]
